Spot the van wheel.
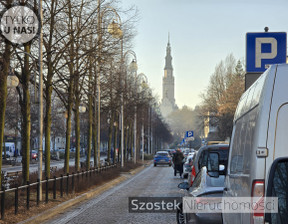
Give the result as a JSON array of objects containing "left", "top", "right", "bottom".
[{"left": 154, "top": 163, "right": 157, "bottom": 167}]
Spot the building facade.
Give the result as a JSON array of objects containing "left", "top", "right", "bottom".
[{"left": 160, "top": 36, "right": 178, "bottom": 117}]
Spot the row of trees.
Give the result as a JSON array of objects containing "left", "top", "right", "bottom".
[{"left": 0, "top": 0, "right": 172, "bottom": 186}]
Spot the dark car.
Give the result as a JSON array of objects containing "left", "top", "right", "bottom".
[
  {"left": 177, "top": 166, "right": 225, "bottom": 224},
  {"left": 188, "top": 144, "right": 229, "bottom": 187},
  {"left": 154, "top": 151, "right": 172, "bottom": 166},
  {"left": 183, "top": 152, "right": 196, "bottom": 179}
]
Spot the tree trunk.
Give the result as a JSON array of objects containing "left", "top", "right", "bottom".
[
  {"left": 64, "top": 0, "right": 75, "bottom": 174},
  {"left": 0, "top": 40, "right": 11, "bottom": 187},
  {"left": 86, "top": 56, "right": 93, "bottom": 170},
  {"left": 74, "top": 97, "right": 80, "bottom": 171},
  {"left": 44, "top": 0, "right": 57, "bottom": 179},
  {"left": 93, "top": 111, "right": 97, "bottom": 168},
  {"left": 125, "top": 123, "right": 128, "bottom": 162},
  {"left": 21, "top": 44, "right": 32, "bottom": 183},
  {"left": 113, "top": 112, "right": 118, "bottom": 164},
  {"left": 107, "top": 111, "right": 114, "bottom": 164},
  {"left": 64, "top": 73, "right": 74, "bottom": 174},
  {"left": 44, "top": 63, "right": 53, "bottom": 178}
]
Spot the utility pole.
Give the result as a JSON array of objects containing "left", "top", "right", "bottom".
[
  {"left": 38, "top": 0, "right": 44, "bottom": 200},
  {"left": 97, "top": 0, "right": 101, "bottom": 167}
]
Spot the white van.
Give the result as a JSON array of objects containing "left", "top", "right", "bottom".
[
  {"left": 223, "top": 64, "right": 288, "bottom": 224},
  {"left": 2, "top": 142, "right": 16, "bottom": 158}
]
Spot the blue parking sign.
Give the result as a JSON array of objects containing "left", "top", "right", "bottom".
[
  {"left": 246, "top": 32, "right": 287, "bottom": 72},
  {"left": 185, "top": 131, "right": 193, "bottom": 138}
]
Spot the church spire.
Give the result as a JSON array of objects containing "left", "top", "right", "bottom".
[
  {"left": 160, "top": 34, "right": 177, "bottom": 118},
  {"left": 164, "top": 33, "right": 173, "bottom": 70}
]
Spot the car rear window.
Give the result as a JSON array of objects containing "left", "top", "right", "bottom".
[{"left": 157, "top": 152, "right": 168, "bottom": 156}]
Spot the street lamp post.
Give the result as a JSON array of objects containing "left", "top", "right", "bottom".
[
  {"left": 38, "top": 0, "right": 44, "bottom": 201},
  {"left": 138, "top": 74, "right": 148, "bottom": 163},
  {"left": 131, "top": 71, "right": 148, "bottom": 164},
  {"left": 98, "top": 2, "right": 123, "bottom": 167},
  {"left": 97, "top": 0, "right": 101, "bottom": 168},
  {"left": 110, "top": 35, "right": 136, "bottom": 167},
  {"left": 128, "top": 59, "right": 138, "bottom": 164}
]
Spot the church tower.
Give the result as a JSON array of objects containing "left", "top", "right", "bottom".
[{"left": 160, "top": 35, "right": 178, "bottom": 117}]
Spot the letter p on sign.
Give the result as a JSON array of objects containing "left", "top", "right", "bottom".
[
  {"left": 246, "top": 32, "right": 287, "bottom": 73},
  {"left": 255, "top": 38, "right": 277, "bottom": 68}
]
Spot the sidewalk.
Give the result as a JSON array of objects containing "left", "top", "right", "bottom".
[{"left": 19, "top": 161, "right": 151, "bottom": 224}]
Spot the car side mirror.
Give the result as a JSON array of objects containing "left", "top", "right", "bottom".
[
  {"left": 265, "top": 158, "right": 288, "bottom": 224},
  {"left": 178, "top": 182, "right": 189, "bottom": 190},
  {"left": 207, "top": 152, "right": 220, "bottom": 177}
]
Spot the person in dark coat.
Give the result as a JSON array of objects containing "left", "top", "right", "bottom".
[{"left": 173, "top": 148, "right": 184, "bottom": 177}]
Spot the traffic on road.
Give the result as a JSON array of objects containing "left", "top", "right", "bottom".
[{"left": 1, "top": 0, "right": 288, "bottom": 224}]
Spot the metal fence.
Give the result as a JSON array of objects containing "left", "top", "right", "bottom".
[{"left": 0, "top": 164, "right": 117, "bottom": 220}]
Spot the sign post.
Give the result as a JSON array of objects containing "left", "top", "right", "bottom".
[{"left": 185, "top": 131, "right": 194, "bottom": 142}]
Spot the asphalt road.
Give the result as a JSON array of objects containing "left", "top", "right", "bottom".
[
  {"left": 45, "top": 164, "right": 185, "bottom": 224},
  {"left": 2, "top": 156, "right": 106, "bottom": 174}
]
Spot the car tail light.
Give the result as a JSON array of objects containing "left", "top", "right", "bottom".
[
  {"left": 190, "top": 166, "right": 196, "bottom": 186},
  {"left": 251, "top": 180, "right": 264, "bottom": 224},
  {"left": 219, "top": 147, "right": 229, "bottom": 150}
]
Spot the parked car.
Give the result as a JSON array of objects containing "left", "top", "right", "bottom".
[
  {"left": 31, "top": 150, "right": 38, "bottom": 160},
  {"left": 154, "top": 151, "right": 172, "bottom": 166},
  {"left": 188, "top": 144, "right": 229, "bottom": 187},
  {"left": 177, "top": 163, "right": 225, "bottom": 224},
  {"left": 183, "top": 153, "right": 196, "bottom": 179},
  {"left": 223, "top": 64, "right": 288, "bottom": 224}
]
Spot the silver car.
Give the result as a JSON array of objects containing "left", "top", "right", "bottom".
[{"left": 177, "top": 166, "right": 225, "bottom": 224}]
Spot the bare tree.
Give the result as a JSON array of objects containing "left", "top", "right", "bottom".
[{"left": 200, "top": 54, "right": 245, "bottom": 140}]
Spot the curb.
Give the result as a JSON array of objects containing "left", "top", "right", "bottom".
[{"left": 19, "top": 163, "right": 149, "bottom": 224}]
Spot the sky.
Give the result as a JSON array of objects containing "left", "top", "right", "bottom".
[{"left": 120, "top": 0, "right": 288, "bottom": 109}]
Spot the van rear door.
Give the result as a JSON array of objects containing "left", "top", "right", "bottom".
[{"left": 265, "top": 64, "right": 288, "bottom": 181}]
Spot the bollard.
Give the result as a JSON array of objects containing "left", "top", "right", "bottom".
[
  {"left": 15, "top": 186, "right": 18, "bottom": 215},
  {"left": 53, "top": 176, "right": 57, "bottom": 199},
  {"left": 60, "top": 174, "right": 63, "bottom": 197},
  {"left": 1, "top": 187, "right": 5, "bottom": 220},
  {"left": 26, "top": 181, "right": 30, "bottom": 210},
  {"left": 46, "top": 177, "right": 49, "bottom": 203},
  {"left": 37, "top": 179, "right": 40, "bottom": 206}
]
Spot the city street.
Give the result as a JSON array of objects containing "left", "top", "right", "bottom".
[
  {"left": 44, "top": 164, "right": 184, "bottom": 224},
  {"left": 1, "top": 156, "right": 106, "bottom": 174}
]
